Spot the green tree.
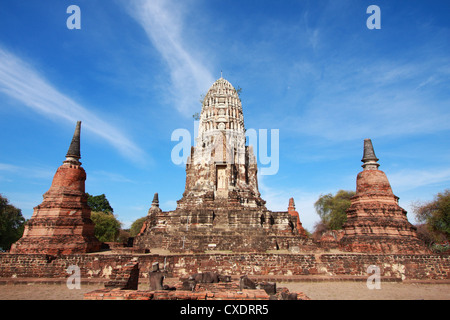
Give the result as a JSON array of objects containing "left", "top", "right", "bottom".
[
  {"left": 90, "top": 211, "right": 121, "bottom": 242},
  {"left": 0, "top": 195, "right": 26, "bottom": 250},
  {"left": 130, "top": 217, "right": 147, "bottom": 237},
  {"left": 413, "top": 189, "right": 450, "bottom": 243},
  {"left": 314, "top": 190, "right": 355, "bottom": 231},
  {"left": 87, "top": 193, "right": 113, "bottom": 214}
]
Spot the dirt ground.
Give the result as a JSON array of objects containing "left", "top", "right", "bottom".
[
  {"left": 280, "top": 281, "right": 450, "bottom": 300},
  {"left": 0, "top": 281, "right": 449, "bottom": 300}
]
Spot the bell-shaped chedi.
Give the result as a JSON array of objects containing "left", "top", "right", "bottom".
[
  {"left": 10, "top": 121, "right": 101, "bottom": 255},
  {"left": 340, "top": 139, "right": 429, "bottom": 254},
  {"left": 137, "top": 193, "right": 164, "bottom": 236}
]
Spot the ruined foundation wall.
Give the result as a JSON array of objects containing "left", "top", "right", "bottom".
[
  {"left": 135, "top": 231, "right": 314, "bottom": 253},
  {"left": 0, "top": 253, "right": 448, "bottom": 281}
]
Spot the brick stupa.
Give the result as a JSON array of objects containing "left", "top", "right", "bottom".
[
  {"left": 10, "top": 121, "right": 102, "bottom": 255},
  {"left": 287, "top": 198, "right": 307, "bottom": 237},
  {"left": 340, "top": 139, "right": 429, "bottom": 254},
  {"left": 135, "top": 77, "right": 312, "bottom": 253}
]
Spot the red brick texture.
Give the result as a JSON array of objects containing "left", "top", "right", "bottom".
[
  {"left": 1, "top": 253, "right": 448, "bottom": 281},
  {"left": 341, "top": 169, "right": 429, "bottom": 254},
  {"left": 9, "top": 163, "right": 101, "bottom": 255}
]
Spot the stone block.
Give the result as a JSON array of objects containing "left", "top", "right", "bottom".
[{"left": 239, "top": 275, "right": 256, "bottom": 290}]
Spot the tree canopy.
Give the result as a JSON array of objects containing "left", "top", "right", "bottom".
[
  {"left": 413, "top": 189, "right": 450, "bottom": 243},
  {"left": 314, "top": 190, "right": 355, "bottom": 231},
  {"left": 90, "top": 211, "right": 121, "bottom": 242},
  {"left": 0, "top": 194, "right": 26, "bottom": 250},
  {"left": 87, "top": 193, "right": 114, "bottom": 214},
  {"left": 130, "top": 217, "right": 146, "bottom": 237}
]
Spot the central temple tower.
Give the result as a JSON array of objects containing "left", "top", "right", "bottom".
[
  {"left": 180, "top": 77, "right": 263, "bottom": 207},
  {"left": 134, "top": 77, "right": 310, "bottom": 253}
]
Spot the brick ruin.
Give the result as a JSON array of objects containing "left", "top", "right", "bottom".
[
  {"left": 85, "top": 262, "right": 310, "bottom": 300},
  {"left": 134, "top": 77, "right": 312, "bottom": 253},
  {"left": 1, "top": 252, "right": 448, "bottom": 281},
  {"left": 9, "top": 121, "right": 102, "bottom": 255},
  {"left": 7, "top": 79, "right": 430, "bottom": 258},
  {"left": 340, "top": 139, "right": 429, "bottom": 254},
  {"left": 2, "top": 79, "right": 445, "bottom": 300},
  {"left": 133, "top": 80, "right": 429, "bottom": 255}
]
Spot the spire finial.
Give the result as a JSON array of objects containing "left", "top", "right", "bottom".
[
  {"left": 64, "top": 121, "right": 82, "bottom": 165},
  {"left": 361, "top": 139, "right": 379, "bottom": 170},
  {"left": 288, "top": 198, "right": 295, "bottom": 210},
  {"left": 152, "top": 193, "right": 159, "bottom": 208}
]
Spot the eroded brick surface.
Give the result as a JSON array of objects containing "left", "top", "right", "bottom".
[
  {"left": 10, "top": 122, "right": 101, "bottom": 255},
  {"left": 1, "top": 253, "right": 448, "bottom": 281},
  {"left": 84, "top": 264, "right": 310, "bottom": 300},
  {"left": 340, "top": 140, "right": 429, "bottom": 254}
]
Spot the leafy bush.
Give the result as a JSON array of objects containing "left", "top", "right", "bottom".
[{"left": 90, "top": 211, "right": 121, "bottom": 242}]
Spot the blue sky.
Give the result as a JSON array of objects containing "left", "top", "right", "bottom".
[{"left": 0, "top": 0, "right": 449, "bottom": 231}]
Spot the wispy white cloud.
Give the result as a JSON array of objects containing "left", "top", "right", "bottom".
[
  {"left": 122, "top": 0, "right": 215, "bottom": 117},
  {"left": 389, "top": 167, "right": 450, "bottom": 192},
  {"left": 282, "top": 56, "right": 450, "bottom": 141},
  {"left": 90, "top": 170, "right": 136, "bottom": 184},
  {"left": 0, "top": 47, "right": 146, "bottom": 164},
  {"left": 0, "top": 163, "right": 20, "bottom": 172},
  {"left": 0, "top": 162, "right": 54, "bottom": 180}
]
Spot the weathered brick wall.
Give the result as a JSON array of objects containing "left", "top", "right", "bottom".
[
  {"left": 0, "top": 254, "right": 134, "bottom": 279},
  {"left": 0, "top": 253, "right": 448, "bottom": 281},
  {"left": 318, "top": 254, "right": 450, "bottom": 280},
  {"left": 140, "top": 254, "right": 318, "bottom": 277}
]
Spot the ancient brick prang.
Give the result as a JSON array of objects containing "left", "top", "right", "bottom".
[
  {"left": 340, "top": 139, "right": 429, "bottom": 254},
  {"left": 179, "top": 77, "right": 263, "bottom": 207},
  {"left": 134, "top": 78, "right": 312, "bottom": 253},
  {"left": 10, "top": 121, "right": 101, "bottom": 255}
]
